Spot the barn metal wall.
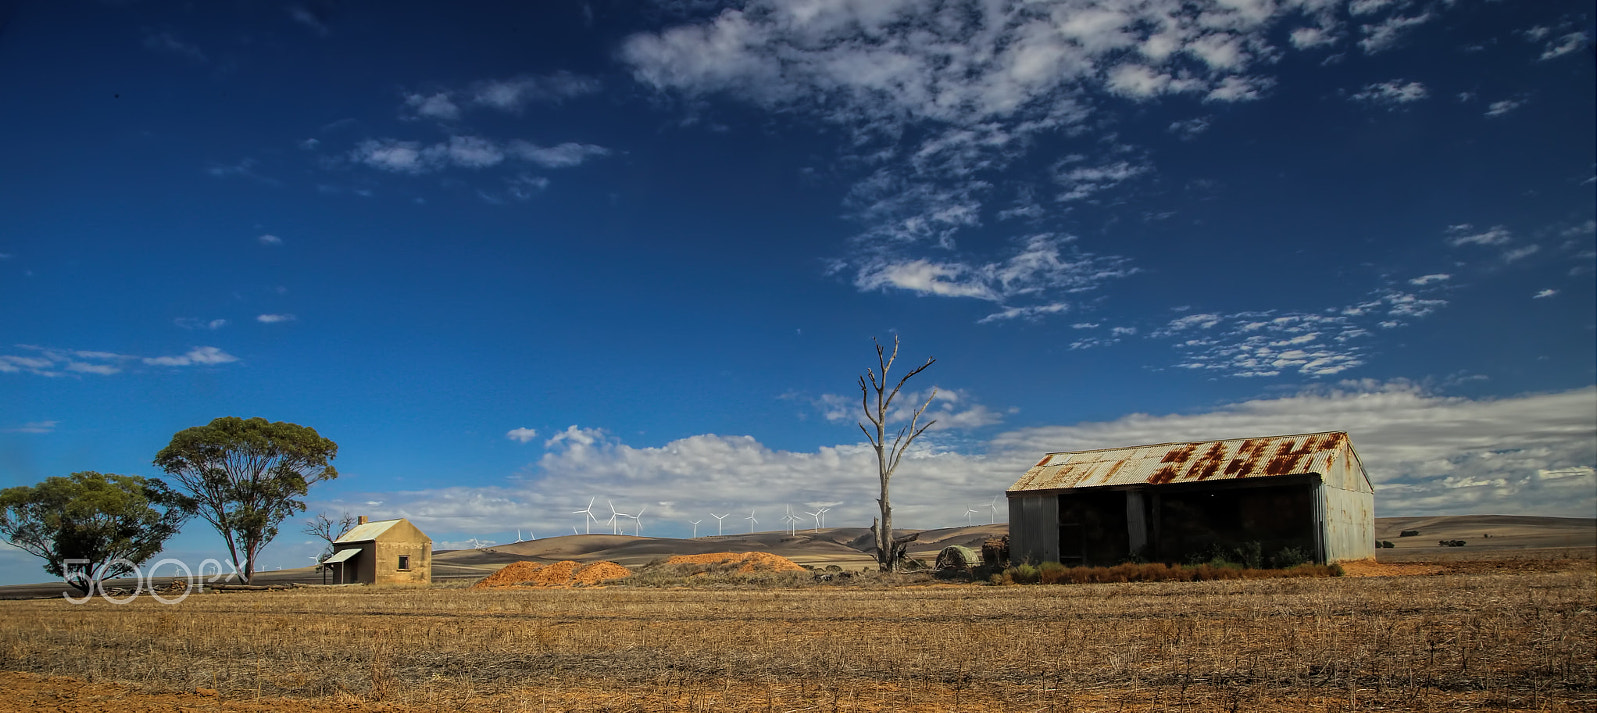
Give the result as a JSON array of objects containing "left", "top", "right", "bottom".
[
  {"left": 1007, "top": 493, "right": 1058, "bottom": 566},
  {"left": 1319, "top": 450, "right": 1376, "bottom": 562}
]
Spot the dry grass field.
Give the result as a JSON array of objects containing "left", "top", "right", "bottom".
[{"left": 0, "top": 553, "right": 1592, "bottom": 712}]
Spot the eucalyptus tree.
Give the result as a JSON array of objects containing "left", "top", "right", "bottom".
[
  {"left": 0, "top": 472, "right": 191, "bottom": 592},
  {"left": 154, "top": 417, "right": 338, "bottom": 583}
]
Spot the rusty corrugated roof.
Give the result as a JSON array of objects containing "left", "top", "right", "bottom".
[{"left": 1008, "top": 431, "right": 1352, "bottom": 492}]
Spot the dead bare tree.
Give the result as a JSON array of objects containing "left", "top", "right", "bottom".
[
  {"left": 859, "top": 336, "right": 936, "bottom": 572},
  {"left": 302, "top": 511, "right": 356, "bottom": 562}
]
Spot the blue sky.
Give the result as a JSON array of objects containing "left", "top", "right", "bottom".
[{"left": 0, "top": 0, "right": 1593, "bottom": 583}]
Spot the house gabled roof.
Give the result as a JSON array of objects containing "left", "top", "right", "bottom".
[
  {"left": 334, "top": 518, "right": 405, "bottom": 543},
  {"left": 1008, "top": 431, "right": 1371, "bottom": 493}
]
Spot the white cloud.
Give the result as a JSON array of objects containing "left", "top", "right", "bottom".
[
  {"left": 1537, "top": 32, "right": 1589, "bottom": 61},
  {"left": 258, "top": 234, "right": 283, "bottom": 246},
  {"left": 175, "top": 318, "right": 228, "bottom": 330},
  {"left": 978, "top": 302, "right": 1070, "bottom": 323},
  {"left": 1501, "top": 244, "right": 1539, "bottom": 262},
  {"left": 506, "top": 141, "right": 612, "bottom": 168},
  {"left": 852, "top": 234, "right": 1136, "bottom": 302},
  {"left": 1484, "top": 99, "right": 1523, "bottom": 117},
  {"left": 142, "top": 30, "right": 206, "bottom": 63},
  {"left": 506, "top": 427, "right": 539, "bottom": 443},
  {"left": 330, "top": 383, "right": 1596, "bottom": 536},
  {"left": 1358, "top": 12, "right": 1433, "bottom": 54},
  {"left": 1167, "top": 117, "right": 1211, "bottom": 139},
  {"left": 256, "top": 314, "right": 296, "bottom": 324},
  {"left": 288, "top": 5, "right": 330, "bottom": 36},
  {"left": 1533, "top": 289, "right": 1558, "bottom": 299},
  {"left": 1445, "top": 224, "right": 1512, "bottom": 247},
  {"left": 353, "top": 137, "right": 610, "bottom": 174},
  {"left": 1407, "top": 274, "right": 1449, "bottom": 286},
  {"left": 1288, "top": 26, "right": 1337, "bottom": 49},
  {"left": 403, "top": 92, "right": 461, "bottom": 121},
  {"left": 142, "top": 346, "right": 238, "bottom": 367},
  {"left": 351, "top": 139, "right": 427, "bottom": 174},
  {"left": 1349, "top": 79, "right": 1427, "bottom": 106},
  {"left": 470, "top": 73, "right": 602, "bottom": 112},
  {"left": 5, "top": 420, "right": 58, "bottom": 434}
]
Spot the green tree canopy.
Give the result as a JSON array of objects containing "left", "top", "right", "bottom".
[
  {"left": 153, "top": 417, "right": 338, "bottom": 583},
  {"left": 0, "top": 472, "right": 192, "bottom": 592}
]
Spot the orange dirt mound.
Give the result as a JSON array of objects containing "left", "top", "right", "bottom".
[
  {"left": 573, "top": 561, "right": 631, "bottom": 585},
  {"left": 472, "top": 561, "right": 546, "bottom": 589},
  {"left": 665, "top": 552, "right": 805, "bottom": 573},
  {"left": 529, "top": 560, "right": 581, "bottom": 585}
]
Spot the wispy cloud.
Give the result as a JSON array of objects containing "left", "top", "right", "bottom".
[
  {"left": 142, "top": 346, "right": 239, "bottom": 367},
  {"left": 1349, "top": 79, "right": 1428, "bottom": 106},
  {"left": 5, "top": 420, "right": 58, "bottom": 434},
  {"left": 142, "top": 30, "right": 206, "bottom": 63},
  {"left": 1533, "top": 288, "right": 1558, "bottom": 299},
  {"left": 1358, "top": 12, "right": 1434, "bottom": 54},
  {"left": 351, "top": 137, "right": 610, "bottom": 174},
  {"left": 1407, "top": 273, "right": 1450, "bottom": 286},
  {"left": 1155, "top": 282, "right": 1449, "bottom": 378},
  {"left": 618, "top": 0, "right": 1430, "bottom": 322},
  {"left": 288, "top": 5, "right": 331, "bottom": 36},
  {"left": 258, "top": 234, "right": 283, "bottom": 246},
  {"left": 1445, "top": 224, "right": 1512, "bottom": 247},
  {"left": 0, "top": 345, "right": 239, "bottom": 376},
  {"left": 1484, "top": 98, "right": 1524, "bottom": 118},
  {"left": 1536, "top": 31, "right": 1589, "bottom": 61},
  {"left": 398, "top": 73, "right": 602, "bottom": 122},
  {"left": 506, "top": 427, "right": 540, "bottom": 443},
  {"left": 175, "top": 318, "right": 228, "bottom": 330},
  {"left": 256, "top": 314, "right": 296, "bottom": 324}
]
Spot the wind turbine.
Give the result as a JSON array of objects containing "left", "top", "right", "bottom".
[
  {"left": 690, "top": 519, "right": 702, "bottom": 538},
  {"left": 990, "top": 495, "right": 1000, "bottom": 524},
  {"left": 806, "top": 507, "right": 830, "bottom": 532},
  {"left": 631, "top": 505, "right": 646, "bottom": 536},
  {"left": 781, "top": 505, "right": 798, "bottom": 536},
  {"left": 466, "top": 537, "right": 491, "bottom": 549},
  {"left": 745, "top": 509, "right": 759, "bottom": 534},
  {"left": 711, "top": 512, "right": 729, "bottom": 536},
  {"left": 964, "top": 505, "right": 979, "bottom": 526},
  {"left": 606, "top": 500, "right": 621, "bottom": 535},
  {"left": 572, "top": 497, "right": 598, "bottom": 534},
  {"left": 817, "top": 506, "right": 829, "bottom": 529}
]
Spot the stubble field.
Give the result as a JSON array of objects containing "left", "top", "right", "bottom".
[{"left": 0, "top": 555, "right": 1593, "bottom": 712}]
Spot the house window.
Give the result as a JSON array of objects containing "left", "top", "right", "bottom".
[{"left": 398, "top": 555, "right": 410, "bottom": 571}]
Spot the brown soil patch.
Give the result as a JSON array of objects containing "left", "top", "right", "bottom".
[
  {"left": 1339, "top": 560, "right": 1445, "bottom": 577},
  {"left": 573, "top": 561, "right": 631, "bottom": 585},
  {"left": 472, "top": 560, "right": 630, "bottom": 589},
  {"left": 665, "top": 551, "right": 805, "bottom": 572},
  {"left": 470, "top": 561, "right": 544, "bottom": 588}
]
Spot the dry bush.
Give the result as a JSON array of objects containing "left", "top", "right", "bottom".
[{"left": 0, "top": 557, "right": 1591, "bottom": 712}]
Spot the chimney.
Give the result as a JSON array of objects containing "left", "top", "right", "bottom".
[{"left": 358, "top": 515, "right": 368, "bottom": 525}]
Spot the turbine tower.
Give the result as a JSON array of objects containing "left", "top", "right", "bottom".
[
  {"left": 690, "top": 519, "right": 702, "bottom": 538},
  {"left": 711, "top": 512, "right": 729, "bottom": 536},
  {"left": 745, "top": 509, "right": 758, "bottom": 534},
  {"left": 964, "top": 505, "right": 979, "bottom": 526},
  {"left": 572, "top": 497, "right": 599, "bottom": 534}
]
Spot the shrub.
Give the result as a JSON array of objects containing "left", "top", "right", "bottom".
[
  {"left": 1399, "top": 529, "right": 1420, "bottom": 537},
  {"left": 1380, "top": 540, "right": 1395, "bottom": 549},
  {"left": 1268, "top": 546, "right": 1309, "bottom": 569},
  {"left": 1009, "top": 563, "right": 1040, "bottom": 584}
]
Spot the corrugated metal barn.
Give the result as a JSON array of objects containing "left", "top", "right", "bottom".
[{"left": 1007, "top": 431, "right": 1374, "bottom": 567}]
